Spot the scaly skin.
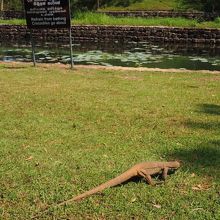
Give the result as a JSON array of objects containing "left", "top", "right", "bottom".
[
  {"left": 32, "top": 161, "right": 180, "bottom": 218},
  {"left": 70, "top": 161, "right": 180, "bottom": 202}
]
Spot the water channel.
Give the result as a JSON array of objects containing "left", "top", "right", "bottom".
[{"left": 0, "top": 41, "right": 220, "bottom": 71}]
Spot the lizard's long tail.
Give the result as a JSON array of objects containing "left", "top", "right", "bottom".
[
  {"left": 31, "top": 168, "right": 136, "bottom": 219},
  {"left": 61, "top": 168, "right": 136, "bottom": 204}
]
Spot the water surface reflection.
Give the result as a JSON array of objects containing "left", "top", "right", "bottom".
[{"left": 0, "top": 41, "right": 220, "bottom": 71}]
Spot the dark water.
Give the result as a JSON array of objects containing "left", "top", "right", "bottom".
[{"left": 0, "top": 41, "right": 220, "bottom": 71}]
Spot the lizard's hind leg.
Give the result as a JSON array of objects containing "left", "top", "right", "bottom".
[{"left": 138, "top": 169, "right": 155, "bottom": 185}]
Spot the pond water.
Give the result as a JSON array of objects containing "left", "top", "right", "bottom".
[{"left": 0, "top": 41, "right": 220, "bottom": 71}]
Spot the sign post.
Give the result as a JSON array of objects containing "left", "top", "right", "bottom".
[
  {"left": 68, "top": 0, "right": 74, "bottom": 69},
  {"left": 24, "top": 0, "right": 73, "bottom": 68},
  {"left": 30, "top": 29, "right": 36, "bottom": 67},
  {"left": 69, "top": 28, "right": 73, "bottom": 69}
]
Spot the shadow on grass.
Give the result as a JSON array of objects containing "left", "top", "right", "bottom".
[
  {"left": 185, "top": 103, "right": 220, "bottom": 131},
  {"left": 2, "top": 66, "right": 26, "bottom": 69},
  {"left": 169, "top": 140, "right": 220, "bottom": 179},
  {"left": 186, "top": 104, "right": 220, "bottom": 131},
  {"left": 168, "top": 103, "right": 220, "bottom": 179},
  {"left": 197, "top": 103, "right": 220, "bottom": 115},
  {"left": 186, "top": 121, "right": 219, "bottom": 130}
]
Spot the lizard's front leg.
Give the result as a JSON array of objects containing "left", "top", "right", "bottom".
[
  {"left": 137, "top": 169, "right": 155, "bottom": 185},
  {"left": 162, "top": 167, "right": 169, "bottom": 180}
]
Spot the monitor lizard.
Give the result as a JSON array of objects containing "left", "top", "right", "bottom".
[{"left": 32, "top": 161, "right": 180, "bottom": 218}]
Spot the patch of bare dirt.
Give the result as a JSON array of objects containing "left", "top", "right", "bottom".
[{"left": 1, "top": 61, "right": 220, "bottom": 74}]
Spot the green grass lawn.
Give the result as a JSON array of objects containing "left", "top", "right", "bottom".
[
  {"left": 0, "top": 13, "right": 220, "bottom": 28},
  {"left": 101, "top": 0, "right": 182, "bottom": 11},
  {"left": 0, "top": 63, "right": 219, "bottom": 219}
]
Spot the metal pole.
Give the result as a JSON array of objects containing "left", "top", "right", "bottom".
[
  {"left": 68, "top": 0, "right": 73, "bottom": 69},
  {"left": 69, "top": 27, "right": 74, "bottom": 69},
  {"left": 30, "top": 29, "right": 36, "bottom": 67}
]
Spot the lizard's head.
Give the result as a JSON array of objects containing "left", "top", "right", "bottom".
[{"left": 169, "top": 161, "right": 181, "bottom": 169}]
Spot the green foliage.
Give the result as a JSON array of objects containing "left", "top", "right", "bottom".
[
  {"left": 197, "top": 16, "right": 220, "bottom": 28},
  {"left": 3, "top": 0, "right": 23, "bottom": 10},
  {"left": 70, "top": 0, "right": 97, "bottom": 12},
  {"left": 102, "top": 0, "right": 182, "bottom": 11},
  {"left": 73, "top": 12, "right": 199, "bottom": 27},
  {"left": 181, "top": 0, "right": 220, "bottom": 12},
  {"left": 2, "top": 0, "right": 220, "bottom": 13},
  {"left": 74, "top": 12, "right": 220, "bottom": 28},
  {"left": 215, "top": 16, "right": 220, "bottom": 22},
  {"left": 0, "top": 18, "right": 25, "bottom": 25},
  {"left": 103, "top": 0, "right": 142, "bottom": 7}
]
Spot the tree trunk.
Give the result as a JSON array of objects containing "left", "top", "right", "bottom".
[
  {"left": 97, "top": 0, "right": 100, "bottom": 9},
  {"left": 1, "top": 0, "right": 4, "bottom": 11},
  {"left": 212, "top": 4, "right": 215, "bottom": 12}
]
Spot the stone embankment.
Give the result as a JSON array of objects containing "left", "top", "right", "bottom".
[{"left": 0, "top": 25, "right": 219, "bottom": 45}]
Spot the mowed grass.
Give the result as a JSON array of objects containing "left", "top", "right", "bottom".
[
  {"left": 0, "top": 63, "right": 219, "bottom": 219},
  {"left": 1, "top": 13, "right": 220, "bottom": 28},
  {"left": 101, "top": 0, "right": 181, "bottom": 11}
]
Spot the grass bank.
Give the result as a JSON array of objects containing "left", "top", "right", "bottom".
[
  {"left": 101, "top": 0, "right": 182, "bottom": 11},
  {"left": 73, "top": 12, "right": 220, "bottom": 28},
  {"left": 0, "top": 13, "right": 220, "bottom": 28},
  {"left": 0, "top": 63, "right": 219, "bottom": 219}
]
